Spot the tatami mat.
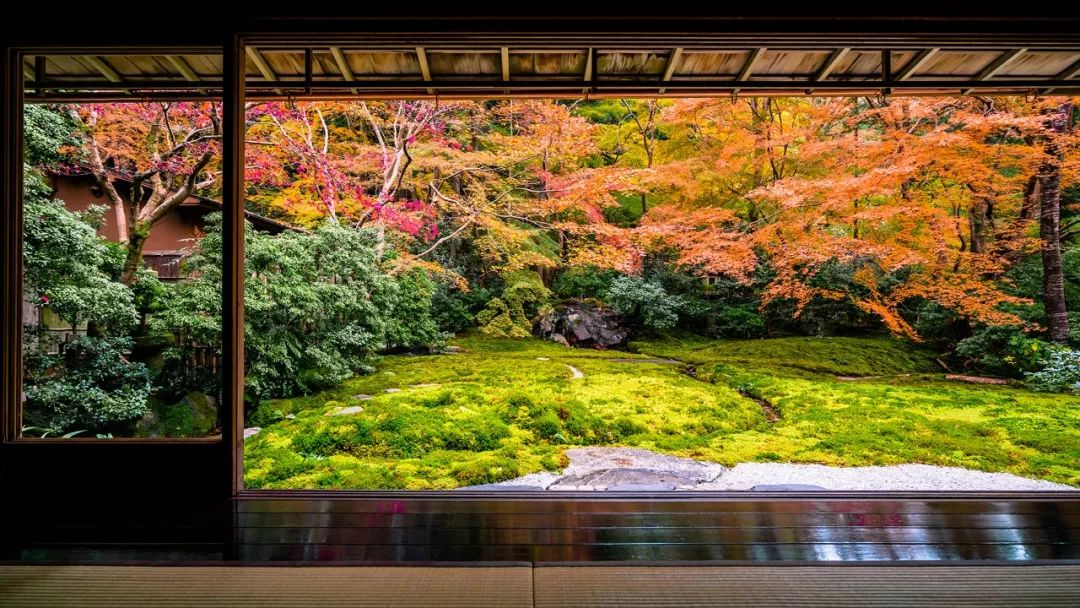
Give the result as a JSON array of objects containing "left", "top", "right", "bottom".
[
  {"left": 533, "top": 565, "right": 1080, "bottom": 607},
  {"left": 2, "top": 564, "right": 1079, "bottom": 607},
  {"left": 0, "top": 565, "right": 533, "bottom": 608}
]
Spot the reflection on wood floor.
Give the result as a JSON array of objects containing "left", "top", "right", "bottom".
[{"left": 5, "top": 495, "right": 1078, "bottom": 563}]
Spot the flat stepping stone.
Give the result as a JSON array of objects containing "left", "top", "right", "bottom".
[
  {"left": 549, "top": 468, "right": 692, "bottom": 491},
  {"left": 353, "top": 394, "right": 372, "bottom": 401},
  {"left": 751, "top": 483, "right": 828, "bottom": 491},
  {"left": 326, "top": 405, "right": 364, "bottom": 416},
  {"left": 384, "top": 388, "right": 401, "bottom": 393},
  {"left": 608, "top": 358, "right": 682, "bottom": 364},
  {"left": 607, "top": 483, "right": 679, "bottom": 492},
  {"left": 243, "top": 427, "right": 261, "bottom": 439},
  {"left": 562, "top": 447, "right": 725, "bottom": 483},
  {"left": 408, "top": 383, "right": 441, "bottom": 388},
  {"left": 536, "top": 357, "right": 550, "bottom": 361},
  {"left": 453, "top": 484, "right": 546, "bottom": 491},
  {"left": 945, "top": 374, "right": 1009, "bottom": 385},
  {"left": 565, "top": 365, "right": 584, "bottom": 379}
]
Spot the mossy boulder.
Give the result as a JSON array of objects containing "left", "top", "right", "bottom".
[
  {"left": 535, "top": 299, "right": 627, "bottom": 349},
  {"left": 136, "top": 391, "right": 218, "bottom": 438},
  {"left": 476, "top": 272, "right": 550, "bottom": 337}
]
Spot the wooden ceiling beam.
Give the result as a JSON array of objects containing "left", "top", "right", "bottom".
[
  {"left": 501, "top": 47, "right": 510, "bottom": 94},
  {"left": 582, "top": 47, "right": 595, "bottom": 96},
  {"left": 245, "top": 46, "right": 277, "bottom": 81},
  {"left": 733, "top": 47, "right": 767, "bottom": 96},
  {"left": 1054, "top": 56, "right": 1080, "bottom": 81},
  {"left": 658, "top": 47, "right": 683, "bottom": 94},
  {"left": 165, "top": 55, "right": 200, "bottom": 81},
  {"left": 975, "top": 48, "right": 1028, "bottom": 81},
  {"left": 245, "top": 46, "right": 284, "bottom": 96},
  {"left": 329, "top": 46, "right": 359, "bottom": 95},
  {"left": 85, "top": 56, "right": 122, "bottom": 82},
  {"left": 964, "top": 48, "right": 1027, "bottom": 94},
  {"left": 895, "top": 48, "right": 940, "bottom": 81},
  {"left": 1040, "top": 55, "right": 1080, "bottom": 95},
  {"left": 415, "top": 47, "right": 434, "bottom": 95},
  {"left": 737, "top": 48, "right": 766, "bottom": 81},
  {"left": 813, "top": 47, "right": 850, "bottom": 82}
]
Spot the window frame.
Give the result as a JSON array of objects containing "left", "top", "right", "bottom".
[{"left": 3, "top": 27, "right": 1080, "bottom": 503}]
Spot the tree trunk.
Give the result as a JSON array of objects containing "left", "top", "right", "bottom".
[
  {"left": 120, "top": 222, "right": 151, "bottom": 285},
  {"left": 1038, "top": 102, "right": 1072, "bottom": 343},
  {"left": 969, "top": 199, "right": 992, "bottom": 254}
]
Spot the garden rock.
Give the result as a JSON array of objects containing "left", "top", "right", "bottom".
[
  {"left": 135, "top": 391, "right": 218, "bottom": 438},
  {"left": 243, "top": 427, "right": 261, "bottom": 439},
  {"left": 453, "top": 484, "right": 546, "bottom": 491},
  {"left": 562, "top": 447, "right": 726, "bottom": 483},
  {"left": 751, "top": 483, "right": 828, "bottom": 491},
  {"left": 535, "top": 299, "right": 628, "bottom": 349},
  {"left": 327, "top": 405, "right": 364, "bottom": 416},
  {"left": 552, "top": 468, "right": 691, "bottom": 491}
]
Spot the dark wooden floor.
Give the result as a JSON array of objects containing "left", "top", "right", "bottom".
[{"left": 4, "top": 495, "right": 1079, "bottom": 563}]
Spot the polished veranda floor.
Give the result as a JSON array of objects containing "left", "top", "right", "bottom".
[{"left": 3, "top": 496, "right": 1078, "bottom": 563}]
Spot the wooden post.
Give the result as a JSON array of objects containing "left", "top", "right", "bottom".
[
  {"left": 1, "top": 47, "right": 24, "bottom": 442},
  {"left": 223, "top": 35, "right": 246, "bottom": 494}
]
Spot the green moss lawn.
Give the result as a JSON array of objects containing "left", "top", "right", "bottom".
[{"left": 243, "top": 333, "right": 1080, "bottom": 489}]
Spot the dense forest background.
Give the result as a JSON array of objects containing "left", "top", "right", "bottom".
[{"left": 20, "top": 96, "right": 1080, "bottom": 438}]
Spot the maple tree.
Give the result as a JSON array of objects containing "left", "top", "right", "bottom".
[
  {"left": 637, "top": 95, "right": 1078, "bottom": 341},
  {"left": 58, "top": 96, "right": 1078, "bottom": 345},
  {"left": 68, "top": 102, "right": 221, "bottom": 284}
]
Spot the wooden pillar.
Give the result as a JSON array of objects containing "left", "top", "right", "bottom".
[
  {"left": 1, "top": 47, "right": 24, "bottom": 444},
  {"left": 222, "top": 34, "right": 246, "bottom": 495}
]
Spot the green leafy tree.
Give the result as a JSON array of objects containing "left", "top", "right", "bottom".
[
  {"left": 157, "top": 216, "right": 442, "bottom": 400},
  {"left": 21, "top": 107, "right": 149, "bottom": 435}
]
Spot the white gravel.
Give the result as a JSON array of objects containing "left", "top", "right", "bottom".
[
  {"left": 694, "top": 463, "right": 1076, "bottom": 492},
  {"left": 484, "top": 448, "right": 1077, "bottom": 491},
  {"left": 493, "top": 471, "right": 563, "bottom": 488}
]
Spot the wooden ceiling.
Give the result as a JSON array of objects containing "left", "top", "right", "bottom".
[{"left": 21, "top": 39, "right": 1080, "bottom": 101}]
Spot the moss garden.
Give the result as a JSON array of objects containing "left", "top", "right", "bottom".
[{"left": 243, "top": 333, "right": 1080, "bottom": 490}]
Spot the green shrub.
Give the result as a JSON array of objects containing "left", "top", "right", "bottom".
[
  {"left": 602, "top": 275, "right": 683, "bottom": 331},
  {"left": 23, "top": 336, "right": 151, "bottom": 435},
  {"left": 955, "top": 325, "right": 1047, "bottom": 378},
  {"left": 431, "top": 280, "right": 491, "bottom": 333},
  {"left": 156, "top": 217, "right": 443, "bottom": 400},
  {"left": 553, "top": 266, "right": 620, "bottom": 299},
  {"left": 1026, "top": 348, "right": 1080, "bottom": 394},
  {"left": 713, "top": 304, "right": 767, "bottom": 338},
  {"left": 476, "top": 271, "right": 550, "bottom": 337}
]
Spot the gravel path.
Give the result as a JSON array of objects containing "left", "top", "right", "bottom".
[
  {"left": 699, "top": 462, "right": 1076, "bottom": 492},
  {"left": 478, "top": 448, "right": 1077, "bottom": 492}
]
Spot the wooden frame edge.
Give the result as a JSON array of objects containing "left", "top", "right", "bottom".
[
  {"left": 1, "top": 47, "right": 24, "bottom": 445},
  {"left": 223, "top": 34, "right": 246, "bottom": 496}
]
